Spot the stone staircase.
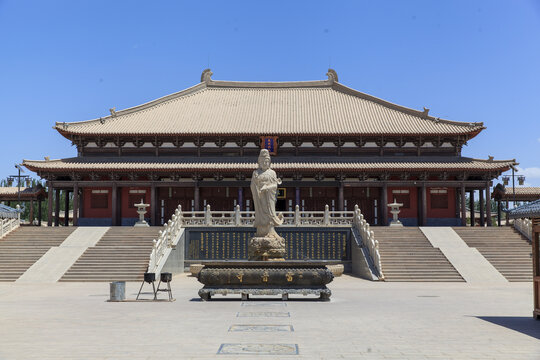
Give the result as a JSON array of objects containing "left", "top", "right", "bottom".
[
  {"left": 60, "top": 227, "right": 160, "bottom": 282},
  {"left": 0, "top": 227, "right": 76, "bottom": 281},
  {"left": 373, "top": 227, "right": 464, "bottom": 282},
  {"left": 452, "top": 227, "right": 532, "bottom": 282}
]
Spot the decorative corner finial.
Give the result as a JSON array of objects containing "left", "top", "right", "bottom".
[
  {"left": 326, "top": 68, "right": 338, "bottom": 83},
  {"left": 422, "top": 107, "right": 430, "bottom": 117},
  {"left": 201, "top": 68, "right": 213, "bottom": 83},
  {"left": 109, "top": 107, "right": 117, "bottom": 117},
  {"left": 44, "top": 156, "right": 50, "bottom": 161},
  {"left": 488, "top": 155, "right": 494, "bottom": 162}
]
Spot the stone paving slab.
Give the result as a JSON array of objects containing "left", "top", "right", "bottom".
[{"left": 0, "top": 275, "right": 538, "bottom": 359}]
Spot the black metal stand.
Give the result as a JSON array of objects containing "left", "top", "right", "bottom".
[
  {"left": 136, "top": 272, "right": 156, "bottom": 300},
  {"left": 154, "top": 272, "right": 173, "bottom": 301}
]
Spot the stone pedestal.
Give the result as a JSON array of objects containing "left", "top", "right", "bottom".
[
  {"left": 248, "top": 236, "right": 286, "bottom": 260},
  {"left": 197, "top": 261, "right": 336, "bottom": 301}
]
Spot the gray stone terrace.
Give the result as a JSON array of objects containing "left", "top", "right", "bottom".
[{"left": 0, "top": 274, "right": 538, "bottom": 359}]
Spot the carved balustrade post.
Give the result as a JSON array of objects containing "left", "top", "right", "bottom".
[
  {"left": 323, "top": 204, "right": 330, "bottom": 225},
  {"left": 235, "top": 205, "right": 241, "bottom": 226},
  {"left": 205, "top": 205, "right": 212, "bottom": 226}
]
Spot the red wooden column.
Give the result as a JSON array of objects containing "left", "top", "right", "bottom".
[
  {"left": 469, "top": 191, "right": 475, "bottom": 226},
  {"left": 381, "top": 183, "right": 388, "bottom": 226},
  {"left": 421, "top": 184, "right": 427, "bottom": 226},
  {"left": 238, "top": 187, "right": 243, "bottom": 211},
  {"left": 150, "top": 183, "right": 156, "bottom": 225},
  {"left": 47, "top": 182, "right": 53, "bottom": 226},
  {"left": 38, "top": 198, "right": 42, "bottom": 226},
  {"left": 486, "top": 182, "right": 492, "bottom": 226},
  {"left": 64, "top": 190, "right": 70, "bottom": 226},
  {"left": 29, "top": 200, "right": 34, "bottom": 225},
  {"left": 194, "top": 183, "right": 200, "bottom": 211},
  {"left": 111, "top": 183, "right": 118, "bottom": 226},
  {"left": 73, "top": 183, "right": 79, "bottom": 226},
  {"left": 54, "top": 189, "right": 60, "bottom": 227},
  {"left": 460, "top": 183, "right": 467, "bottom": 226},
  {"left": 479, "top": 189, "right": 485, "bottom": 226},
  {"left": 338, "top": 183, "right": 344, "bottom": 211}
]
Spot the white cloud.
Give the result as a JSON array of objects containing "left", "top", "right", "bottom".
[{"left": 516, "top": 166, "right": 540, "bottom": 179}]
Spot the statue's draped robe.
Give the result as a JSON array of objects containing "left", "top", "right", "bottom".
[{"left": 250, "top": 168, "right": 283, "bottom": 232}]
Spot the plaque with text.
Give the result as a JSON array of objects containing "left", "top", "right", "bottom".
[{"left": 186, "top": 228, "right": 350, "bottom": 261}]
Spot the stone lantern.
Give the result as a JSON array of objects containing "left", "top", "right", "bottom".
[
  {"left": 387, "top": 199, "right": 403, "bottom": 227},
  {"left": 134, "top": 200, "right": 150, "bottom": 227}
]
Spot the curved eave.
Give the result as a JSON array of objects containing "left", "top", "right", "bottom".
[
  {"left": 22, "top": 158, "right": 517, "bottom": 174},
  {"left": 56, "top": 129, "right": 484, "bottom": 138}
]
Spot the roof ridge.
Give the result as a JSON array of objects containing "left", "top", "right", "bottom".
[
  {"left": 207, "top": 79, "right": 332, "bottom": 88},
  {"left": 468, "top": 157, "right": 517, "bottom": 164}
]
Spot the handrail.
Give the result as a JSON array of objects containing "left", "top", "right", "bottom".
[
  {"left": 0, "top": 205, "right": 21, "bottom": 239},
  {"left": 513, "top": 218, "right": 532, "bottom": 241},
  {"left": 179, "top": 204, "right": 355, "bottom": 227},
  {"left": 147, "top": 205, "right": 184, "bottom": 275},
  {"left": 351, "top": 205, "right": 384, "bottom": 280}
]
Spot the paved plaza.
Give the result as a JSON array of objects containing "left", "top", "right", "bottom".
[{"left": 0, "top": 274, "right": 538, "bottom": 360}]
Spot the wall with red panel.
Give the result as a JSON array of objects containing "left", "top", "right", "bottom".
[{"left": 82, "top": 187, "right": 112, "bottom": 218}]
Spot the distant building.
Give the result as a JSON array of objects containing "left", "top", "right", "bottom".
[{"left": 23, "top": 69, "right": 515, "bottom": 226}]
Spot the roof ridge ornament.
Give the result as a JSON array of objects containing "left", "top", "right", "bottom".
[
  {"left": 201, "top": 68, "right": 213, "bottom": 83},
  {"left": 109, "top": 107, "right": 117, "bottom": 117},
  {"left": 326, "top": 68, "right": 338, "bottom": 83},
  {"left": 422, "top": 107, "right": 430, "bottom": 118}
]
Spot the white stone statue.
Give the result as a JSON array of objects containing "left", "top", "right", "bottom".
[{"left": 248, "top": 149, "right": 285, "bottom": 260}]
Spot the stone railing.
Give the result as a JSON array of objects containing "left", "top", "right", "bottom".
[
  {"left": 148, "top": 205, "right": 185, "bottom": 275},
  {"left": 148, "top": 204, "right": 360, "bottom": 275},
  {"left": 513, "top": 218, "right": 532, "bottom": 241},
  {"left": 352, "top": 205, "right": 384, "bottom": 280},
  {"left": 179, "top": 204, "right": 355, "bottom": 227},
  {"left": 0, "top": 205, "right": 21, "bottom": 239}
]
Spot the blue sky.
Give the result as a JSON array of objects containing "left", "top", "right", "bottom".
[{"left": 1, "top": 1, "right": 539, "bottom": 186}]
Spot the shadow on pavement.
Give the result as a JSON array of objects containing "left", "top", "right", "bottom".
[{"left": 476, "top": 316, "right": 540, "bottom": 339}]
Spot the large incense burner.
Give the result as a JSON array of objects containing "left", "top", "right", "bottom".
[{"left": 197, "top": 149, "right": 335, "bottom": 301}]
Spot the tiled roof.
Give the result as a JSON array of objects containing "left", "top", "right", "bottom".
[
  {"left": 22, "top": 156, "right": 515, "bottom": 173},
  {"left": 0, "top": 187, "right": 28, "bottom": 195},
  {"left": 502, "top": 187, "right": 540, "bottom": 196},
  {"left": 507, "top": 199, "right": 540, "bottom": 219},
  {"left": 0, "top": 187, "right": 46, "bottom": 199},
  {"left": 54, "top": 71, "right": 484, "bottom": 137}
]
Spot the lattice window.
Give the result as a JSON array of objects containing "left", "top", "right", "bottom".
[
  {"left": 128, "top": 190, "right": 146, "bottom": 208},
  {"left": 430, "top": 188, "right": 448, "bottom": 209},
  {"left": 90, "top": 190, "right": 109, "bottom": 209},
  {"left": 392, "top": 189, "right": 410, "bottom": 209}
]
